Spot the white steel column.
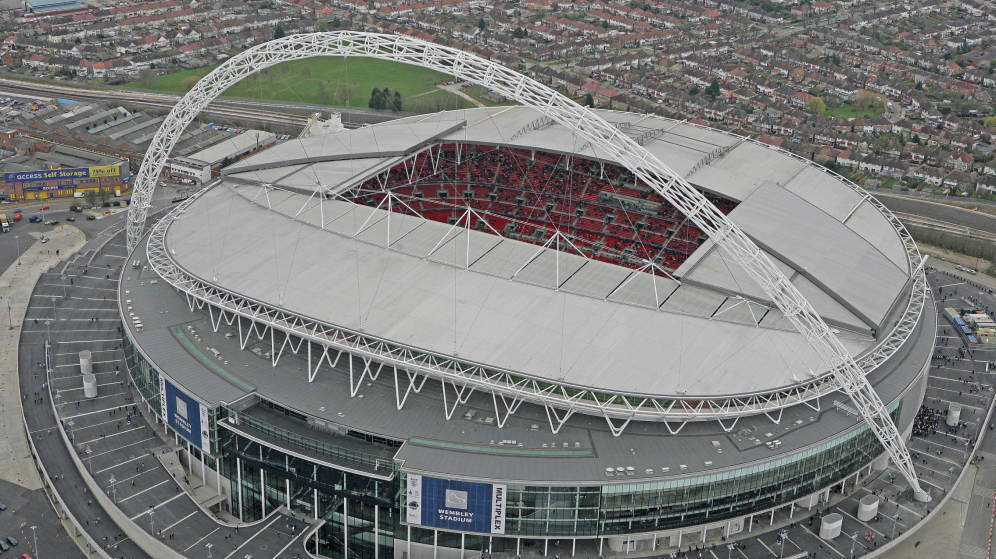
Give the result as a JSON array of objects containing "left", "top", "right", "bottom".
[
  {"left": 261, "top": 469, "right": 266, "bottom": 517},
  {"left": 344, "top": 498, "right": 349, "bottom": 559},
  {"left": 286, "top": 478, "right": 291, "bottom": 508},
  {"left": 236, "top": 457, "right": 243, "bottom": 522},
  {"left": 375, "top": 505, "right": 380, "bottom": 559}
]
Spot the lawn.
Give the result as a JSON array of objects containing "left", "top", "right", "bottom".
[
  {"left": 826, "top": 102, "right": 884, "bottom": 120},
  {"left": 127, "top": 57, "right": 477, "bottom": 112}
]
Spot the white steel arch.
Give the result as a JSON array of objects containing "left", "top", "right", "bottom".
[{"left": 125, "top": 31, "right": 928, "bottom": 500}]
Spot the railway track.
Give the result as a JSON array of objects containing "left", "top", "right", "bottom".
[
  {"left": 894, "top": 211, "right": 996, "bottom": 243},
  {"left": 0, "top": 78, "right": 392, "bottom": 128}
]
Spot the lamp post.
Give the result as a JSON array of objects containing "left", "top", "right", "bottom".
[
  {"left": 6, "top": 297, "right": 12, "bottom": 330},
  {"left": 206, "top": 542, "right": 213, "bottom": 559},
  {"left": 109, "top": 475, "right": 117, "bottom": 503},
  {"left": 31, "top": 524, "right": 38, "bottom": 559},
  {"left": 149, "top": 509, "right": 156, "bottom": 537},
  {"left": 15, "top": 235, "right": 20, "bottom": 266}
]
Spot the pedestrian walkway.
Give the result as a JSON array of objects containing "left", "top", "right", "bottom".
[
  {"left": 0, "top": 224, "right": 84, "bottom": 489},
  {"left": 21, "top": 224, "right": 315, "bottom": 559}
]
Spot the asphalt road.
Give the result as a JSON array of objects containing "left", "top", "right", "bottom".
[{"left": 0, "top": 478, "right": 85, "bottom": 559}]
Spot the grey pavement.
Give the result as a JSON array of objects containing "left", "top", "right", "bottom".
[{"left": 20, "top": 218, "right": 310, "bottom": 559}]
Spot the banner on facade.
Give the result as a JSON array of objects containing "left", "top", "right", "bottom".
[
  {"left": 405, "top": 474, "right": 506, "bottom": 534},
  {"left": 4, "top": 164, "right": 120, "bottom": 183},
  {"left": 160, "top": 376, "right": 210, "bottom": 451}
]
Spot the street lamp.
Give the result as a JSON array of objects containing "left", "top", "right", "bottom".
[
  {"left": 15, "top": 235, "right": 20, "bottom": 266},
  {"left": 31, "top": 524, "right": 38, "bottom": 559},
  {"left": 109, "top": 475, "right": 117, "bottom": 503},
  {"left": 206, "top": 542, "right": 213, "bottom": 559},
  {"left": 60, "top": 274, "right": 67, "bottom": 299},
  {"left": 848, "top": 530, "right": 859, "bottom": 559},
  {"left": 45, "top": 319, "right": 51, "bottom": 345},
  {"left": 149, "top": 509, "right": 156, "bottom": 537},
  {"left": 6, "top": 297, "right": 12, "bottom": 330}
]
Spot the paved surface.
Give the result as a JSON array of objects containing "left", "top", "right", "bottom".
[
  {"left": 0, "top": 477, "right": 87, "bottom": 559},
  {"left": 19, "top": 219, "right": 312, "bottom": 559}
]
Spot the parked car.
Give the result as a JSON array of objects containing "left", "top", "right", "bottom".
[
  {"left": 6, "top": 536, "right": 17, "bottom": 546},
  {"left": 0, "top": 503, "right": 6, "bottom": 510},
  {"left": 12, "top": 213, "right": 21, "bottom": 221},
  {"left": 86, "top": 215, "right": 96, "bottom": 220},
  {"left": 66, "top": 216, "right": 75, "bottom": 222},
  {"left": 0, "top": 539, "right": 9, "bottom": 552},
  {"left": 43, "top": 219, "right": 58, "bottom": 225},
  {"left": 40, "top": 204, "right": 50, "bottom": 210},
  {"left": 28, "top": 216, "right": 41, "bottom": 223},
  {"left": 40, "top": 237, "right": 48, "bottom": 243}
]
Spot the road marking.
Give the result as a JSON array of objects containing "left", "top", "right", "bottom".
[
  {"left": 93, "top": 452, "right": 152, "bottom": 475},
  {"left": 271, "top": 523, "right": 310, "bottom": 559},
  {"left": 159, "top": 510, "right": 200, "bottom": 534},
  {"left": 183, "top": 527, "right": 220, "bottom": 552},
  {"left": 63, "top": 405, "right": 137, "bottom": 421},
  {"left": 127, "top": 486, "right": 183, "bottom": 512},
  {"left": 834, "top": 506, "right": 884, "bottom": 538},
  {"left": 82, "top": 436, "right": 158, "bottom": 460},
  {"left": 756, "top": 537, "right": 777, "bottom": 557},
  {"left": 798, "top": 524, "right": 844, "bottom": 558},
  {"left": 55, "top": 359, "right": 119, "bottom": 368},
  {"left": 224, "top": 515, "right": 282, "bottom": 559},
  {"left": 75, "top": 426, "right": 145, "bottom": 445}
]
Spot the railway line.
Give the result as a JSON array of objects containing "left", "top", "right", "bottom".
[
  {"left": 893, "top": 211, "right": 996, "bottom": 242},
  {"left": 0, "top": 77, "right": 394, "bottom": 128}
]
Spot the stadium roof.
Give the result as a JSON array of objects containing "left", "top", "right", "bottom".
[
  {"left": 164, "top": 105, "right": 918, "bottom": 398},
  {"left": 125, "top": 228, "right": 935, "bottom": 483}
]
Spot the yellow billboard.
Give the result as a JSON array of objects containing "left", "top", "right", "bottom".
[{"left": 88, "top": 165, "right": 121, "bottom": 178}]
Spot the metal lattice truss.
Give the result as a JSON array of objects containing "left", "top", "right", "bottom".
[{"left": 127, "top": 32, "right": 928, "bottom": 498}]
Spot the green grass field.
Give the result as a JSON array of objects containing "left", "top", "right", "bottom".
[
  {"left": 826, "top": 101, "right": 885, "bottom": 120},
  {"left": 127, "top": 58, "right": 487, "bottom": 112}
]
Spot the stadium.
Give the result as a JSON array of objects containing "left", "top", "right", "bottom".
[{"left": 119, "top": 33, "right": 935, "bottom": 559}]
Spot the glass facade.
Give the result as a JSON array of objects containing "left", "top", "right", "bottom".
[{"left": 123, "top": 324, "right": 908, "bottom": 559}]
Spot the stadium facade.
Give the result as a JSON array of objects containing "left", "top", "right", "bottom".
[{"left": 119, "top": 33, "right": 935, "bottom": 559}]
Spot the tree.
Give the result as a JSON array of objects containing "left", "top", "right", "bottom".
[
  {"left": 807, "top": 96, "right": 826, "bottom": 115},
  {"left": 477, "top": 18, "right": 487, "bottom": 32},
  {"left": 273, "top": 25, "right": 285, "bottom": 39},
  {"left": 689, "top": 85, "right": 699, "bottom": 96},
  {"left": 83, "top": 190, "right": 99, "bottom": 209},
  {"left": 392, "top": 91, "right": 402, "bottom": 112},
  {"left": 705, "top": 79, "right": 720, "bottom": 99},
  {"left": 369, "top": 87, "right": 382, "bottom": 109},
  {"left": 513, "top": 27, "right": 527, "bottom": 39},
  {"left": 583, "top": 93, "right": 594, "bottom": 107}
]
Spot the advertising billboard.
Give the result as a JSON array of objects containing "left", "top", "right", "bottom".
[
  {"left": 4, "top": 165, "right": 121, "bottom": 183},
  {"left": 406, "top": 474, "right": 505, "bottom": 534},
  {"left": 158, "top": 376, "right": 210, "bottom": 451}
]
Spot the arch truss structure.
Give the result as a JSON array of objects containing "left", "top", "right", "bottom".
[{"left": 126, "top": 31, "right": 929, "bottom": 499}]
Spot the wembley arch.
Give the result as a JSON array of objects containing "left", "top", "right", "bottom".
[{"left": 124, "top": 31, "right": 930, "bottom": 500}]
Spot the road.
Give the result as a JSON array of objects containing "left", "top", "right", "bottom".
[{"left": 0, "top": 77, "right": 402, "bottom": 129}]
